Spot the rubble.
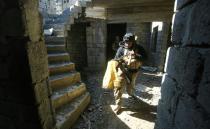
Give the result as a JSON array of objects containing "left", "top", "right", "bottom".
[{"left": 72, "top": 71, "right": 162, "bottom": 129}]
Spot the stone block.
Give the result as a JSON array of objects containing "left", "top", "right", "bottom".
[
  {"left": 87, "top": 48, "right": 95, "bottom": 56},
  {"left": 87, "top": 43, "right": 92, "bottom": 48},
  {"left": 197, "top": 83, "right": 210, "bottom": 114},
  {"left": 172, "top": 0, "right": 210, "bottom": 45},
  {"left": 43, "top": 114, "right": 54, "bottom": 129},
  {"left": 34, "top": 80, "right": 49, "bottom": 104},
  {"left": 27, "top": 40, "right": 49, "bottom": 83},
  {"left": 87, "top": 56, "right": 95, "bottom": 64},
  {"left": 156, "top": 100, "right": 173, "bottom": 129},
  {"left": 161, "top": 74, "right": 177, "bottom": 107},
  {"left": 38, "top": 99, "right": 52, "bottom": 124},
  {"left": 174, "top": 0, "right": 196, "bottom": 11},
  {"left": 23, "top": 1, "right": 42, "bottom": 42},
  {"left": 164, "top": 47, "right": 203, "bottom": 95},
  {"left": 175, "top": 95, "right": 207, "bottom": 129},
  {"left": 172, "top": 3, "right": 195, "bottom": 45},
  {"left": 197, "top": 49, "right": 210, "bottom": 114}
]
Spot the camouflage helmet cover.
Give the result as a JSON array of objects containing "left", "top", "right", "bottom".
[{"left": 123, "top": 33, "right": 135, "bottom": 42}]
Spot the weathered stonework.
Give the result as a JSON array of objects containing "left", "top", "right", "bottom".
[
  {"left": 156, "top": 48, "right": 210, "bottom": 129},
  {"left": 156, "top": 0, "right": 210, "bottom": 129},
  {"left": 86, "top": 19, "right": 107, "bottom": 70},
  {"left": 0, "top": 0, "right": 54, "bottom": 129},
  {"left": 172, "top": 0, "right": 210, "bottom": 46},
  {"left": 149, "top": 22, "right": 171, "bottom": 71},
  {"left": 66, "top": 22, "right": 88, "bottom": 70}
]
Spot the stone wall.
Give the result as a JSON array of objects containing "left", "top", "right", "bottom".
[
  {"left": 107, "top": 3, "right": 174, "bottom": 23},
  {"left": 66, "top": 22, "right": 88, "bottom": 70},
  {"left": 149, "top": 22, "right": 171, "bottom": 71},
  {"left": 86, "top": 19, "right": 107, "bottom": 71},
  {"left": 127, "top": 22, "right": 151, "bottom": 56},
  {"left": 0, "top": 0, "right": 54, "bottom": 129},
  {"left": 156, "top": 0, "right": 210, "bottom": 129}
]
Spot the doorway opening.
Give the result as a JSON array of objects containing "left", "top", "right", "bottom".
[{"left": 106, "top": 23, "right": 127, "bottom": 61}]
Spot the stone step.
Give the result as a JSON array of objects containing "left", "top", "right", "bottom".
[
  {"left": 53, "top": 30, "right": 64, "bottom": 37},
  {"left": 52, "top": 83, "right": 86, "bottom": 110},
  {"left": 47, "top": 44, "right": 66, "bottom": 53},
  {"left": 49, "top": 72, "right": 81, "bottom": 91},
  {"left": 48, "top": 53, "right": 70, "bottom": 63},
  {"left": 49, "top": 62, "right": 75, "bottom": 76},
  {"left": 56, "top": 92, "right": 90, "bottom": 129},
  {"left": 45, "top": 36, "right": 65, "bottom": 45}
]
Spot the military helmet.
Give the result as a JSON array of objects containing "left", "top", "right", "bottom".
[{"left": 123, "top": 33, "right": 135, "bottom": 42}]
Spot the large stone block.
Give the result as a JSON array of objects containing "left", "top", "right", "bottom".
[
  {"left": 197, "top": 49, "right": 210, "bottom": 114},
  {"left": 34, "top": 80, "right": 49, "bottom": 104},
  {"left": 197, "top": 83, "right": 210, "bottom": 114},
  {"left": 27, "top": 40, "right": 49, "bottom": 83},
  {"left": 172, "top": 3, "right": 195, "bottom": 45},
  {"left": 38, "top": 99, "right": 52, "bottom": 124},
  {"left": 164, "top": 47, "right": 203, "bottom": 95},
  {"left": 172, "top": 0, "right": 210, "bottom": 45},
  {"left": 175, "top": 95, "right": 209, "bottom": 129},
  {"left": 174, "top": 0, "right": 197, "bottom": 11},
  {"left": 43, "top": 115, "right": 54, "bottom": 129},
  {"left": 22, "top": 0, "right": 42, "bottom": 42},
  {"left": 161, "top": 74, "right": 177, "bottom": 107},
  {"left": 156, "top": 100, "right": 173, "bottom": 129}
]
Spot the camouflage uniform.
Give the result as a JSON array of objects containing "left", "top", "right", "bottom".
[{"left": 113, "top": 44, "right": 146, "bottom": 108}]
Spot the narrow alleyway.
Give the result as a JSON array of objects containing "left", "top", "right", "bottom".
[{"left": 72, "top": 69, "right": 162, "bottom": 129}]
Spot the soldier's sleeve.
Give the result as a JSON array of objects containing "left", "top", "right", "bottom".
[{"left": 114, "top": 47, "right": 124, "bottom": 60}]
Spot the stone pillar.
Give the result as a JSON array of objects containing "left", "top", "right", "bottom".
[
  {"left": 86, "top": 19, "right": 107, "bottom": 71},
  {"left": 156, "top": 0, "right": 210, "bottom": 129},
  {"left": 0, "top": 0, "right": 55, "bottom": 129}
]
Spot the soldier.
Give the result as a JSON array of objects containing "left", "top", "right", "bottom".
[{"left": 113, "top": 33, "right": 147, "bottom": 113}]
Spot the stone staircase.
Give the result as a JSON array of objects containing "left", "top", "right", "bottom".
[{"left": 45, "top": 36, "right": 90, "bottom": 129}]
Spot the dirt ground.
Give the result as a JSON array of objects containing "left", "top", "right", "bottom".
[{"left": 71, "top": 69, "right": 162, "bottom": 129}]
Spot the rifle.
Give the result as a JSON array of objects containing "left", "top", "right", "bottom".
[{"left": 114, "top": 55, "right": 132, "bottom": 84}]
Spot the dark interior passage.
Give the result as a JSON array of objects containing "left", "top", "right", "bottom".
[{"left": 106, "top": 23, "right": 126, "bottom": 61}]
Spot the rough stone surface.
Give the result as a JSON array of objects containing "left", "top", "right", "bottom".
[
  {"left": 0, "top": 0, "right": 54, "bottom": 129},
  {"left": 172, "top": 0, "right": 210, "bottom": 46},
  {"left": 197, "top": 50, "right": 210, "bottom": 114},
  {"left": 174, "top": 0, "right": 196, "bottom": 11},
  {"left": 66, "top": 22, "right": 88, "bottom": 70},
  {"left": 27, "top": 40, "right": 49, "bottom": 83},
  {"left": 85, "top": 19, "right": 106, "bottom": 70},
  {"left": 156, "top": 47, "right": 210, "bottom": 129},
  {"left": 156, "top": 1, "right": 210, "bottom": 128},
  {"left": 175, "top": 95, "right": 207, "bottom": 129},
  {"left": 149, "top": 22, "right": 171, "bottom": 71},
  {"left": 164, "top": 47, "right": 203, "bottom": 95}
]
